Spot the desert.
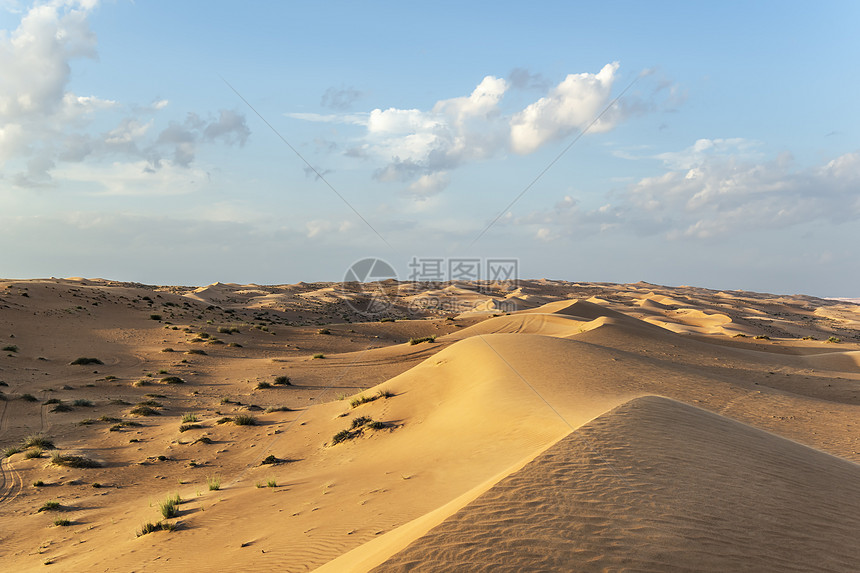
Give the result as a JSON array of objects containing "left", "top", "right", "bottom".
[{"left": 1, "top": 277, "right": 859, "bottom": 571}]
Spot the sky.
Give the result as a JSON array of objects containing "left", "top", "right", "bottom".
[{"left": 1, "top": 0, "right": 858, "bottom": 296}]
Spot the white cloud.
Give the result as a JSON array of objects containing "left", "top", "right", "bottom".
[
  {"left": 510, "top": 62, "right": 620, "bottom": 154},
  {"left": 289, "top": 64, "right": 639, "bottom": 199}
]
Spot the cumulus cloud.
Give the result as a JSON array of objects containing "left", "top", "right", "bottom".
[
  {"left": 289, "top": 63, "right": 640, "bottom": 199},
  {"left": 510, "top": 62, "right": 620, "bottom": 154},
  {"left": 0, "top": 2, "right": 250, "bottom": 188}
]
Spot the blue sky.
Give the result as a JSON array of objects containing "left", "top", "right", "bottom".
[{"left": 1, "top": 1, "right": 858, "bottom": 296}]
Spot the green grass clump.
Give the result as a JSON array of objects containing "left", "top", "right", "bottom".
[
  {"left": 264, "top": 406, "right": 292, "bottom": 413},
  {"left": 51, "top": 453, "right": 100, "bottom": 468},
  {"left": 38, "top": 501, "right": 62, "bottom": 512},
  {"left": 159, "top": 494, "right": 181, "bottom": 518},
  {"left": 827, "top": 336, "right": 841, "bottom": 343},
  {"left": 233, "top": 414, "right": 256, "bottom": 426},
  {"left": 181, "top": 413, "right": 198, "bottom": 423},
  {"left": 260, "top": 454, "right": 280, "bottom": 465},
  {"left": 70, "top": 357, "right": 103, "bottom": 365},
  {"left": 350, "top": 394, "right": 378, "bottom": 408},
  {"left": 25, "top": 448, "right": 44, "bottom": 459},
  {"left": 136, "top": 521, "right": 177, "bottom": 537},
  {"left": 377, "top": 389, "right": 394, "bottom": 398},
  {"left": 267, "top": 478, "right": 277, "bottom": 488},
  {"left": 3, "top": 446, "right": 23, "bottom": 457},
  {"left": 273, "top": 375, "right": 291, "bottom": 386},
  {"left": 23, "top": 435, "right": 55, "bottom": 449},
  {"left": 54, "top": 518, "right": 71, "bottom": 527},
  {"left": 409, "top": 335, "right": 436, "bottom": 345},
  {"left": 2, "top": 345, "right": 18, "bottom": 352},
  {"left": 331, "top": 430, "right": 353, "bottom": 445},
  {"left": 160, "top": 376, "right": 185, "bottom": 384},
  {"left": 207, "top": 476, "right": 221, "bottom": 491},
  {"left": 351, "top": 416, "right": 372, "bottom": 429}
]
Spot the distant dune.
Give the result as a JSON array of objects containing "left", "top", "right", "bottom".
[{"left": 0, "top": 278, "right": 858, "bottom": 571}]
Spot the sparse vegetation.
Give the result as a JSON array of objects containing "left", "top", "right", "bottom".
[
  {"left": 255, "top": 381, "right": 272, "bottom": 389},
  {"left": 160, "top": 376, "right": 185, "bottom": 384},
  {"left": 2, "top": 345, "right": 18, "bottom": 352},
  {"left": 38, "top": 501, "right": 62, "bottom": 512},
  {"left": 377, "top": 389, "right": 394, "bottom": 398},
  {"left": 267, "top": 478, "right": 277, "bottom": 488},
  {"left": 827, "top": 336, "right": 841, "bottom": 343},
  {"left": 409, "top": 335, "right": 436, "bottom": 345},
  {"left": 350, "top": 394, "right": 379, "bottom": 408},
  {"left": 233, "top": 414, "right": 256, "bottom": 426},
  {"left": 130, "top": 405, "right": 159, "bottom": 416},
  {"left": 181, "top": 413, "right": 198, "bottom": 423},
  {"left": 149, "top": 314, "right": 162, "bottom": 321},
  {"left": 136, "top": 521, "right": 177, "bottom": 536},
  {"left": 25, "top": 448, "right": 44, "bottom": 459},
  {"left": 802, "top": 336, "right": 817, "bottom": 340},
  {"left": 3, "top": 446, "right": 23, "bottom": 457},
  {"left": 215, "top": 416, "right": 232, "bottom": 424},
  {"left": 207, "top": 476, "right": 221, "bottom": 491},
  {"left": 367, "top": 420, "right": 387, "bottom": 430},
  {"left": 331, "top": 429, "right": 352, "bottom": 445},
  {"left": 732, "top": 333, "right": 747, "bottom": 338},
  {"left": 20, "top": 393, "right": 38, "bottom": 402},
  {"left": 72, "top": 399, "right": 94, "bottom": 407},
  {"left": 54, "top": 519, "right": 71, "bottom": 527},
  {"left": 351, "top": 416, "right": 372, "bottom": 429},
  {"left": 260, "top": 454, "right": 280, "bottom": 465},
  {"left": 51, "top": 453, "right": 100, "bottom": 468},
  {"left": 159, "top": 494, "right": 181, "bottom": 518},
  {"left": 179, "top": 424, "right": 201, "bottom": 432},
  {"left": 265, "top": 406, "right": 291, "bottom": 413},
  {"left": 33, "top": 480, "right": 45, "bottom": 487},
  {"left": 186, "top": 349, "right": 207, "bottom": 356},
  {"left": 50, "top": 402, "right": 73, "bottom": 412},
  {"left": 312, "top": 353, "right": 325, "bottom": 359},
  {"left": 273, "top": 375, "right": 291, "bottom": 386},
  {"left": 70, "top": 357, "right": 103, "bottom": 365},
  {"left": 318, "top": 328, "right": 331, "bottom": 335},
  {"left": 23, "top": 435, "right": 55, "bottom": 449},
  {"left": 162, "top": 348, "right": 175, "bottom": 352},
  {"left": 754, "top": 335, "right": 770, "bottom": 340}
]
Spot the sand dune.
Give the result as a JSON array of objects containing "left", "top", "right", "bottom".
[{"left": 0, "top": 278, "right": 858, "bottom": 571}]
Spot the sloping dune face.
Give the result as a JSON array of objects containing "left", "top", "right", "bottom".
[{"left": 374, "top": 397, "right": 860, "bottom": 573}]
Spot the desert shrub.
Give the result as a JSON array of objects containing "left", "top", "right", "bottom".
[
  {"left": 207, "top": 476, "right": 221, "bottom": 491},
  {"left": 318, "top": 328, "right": 331, "bottom": 335},
  {"left": 215, "top": 416, "right": 232, "bottom": 425},
  {"left": 754, "top": 335, "right": 770, "bottom": 340},
  {"left": 160, "top": 376, "right": 184, "bottom": 384},
  {"left": 732, "top": 333, "right": 747, "bottom": 338},
  {"left": 260, "top": 454, "right": 279, "bottom": 465},
  {"left": 265, "top": 406, "right": 291, "bottom": 413},
  {"left": 181, "top": 413, "right": 198, "bottom": 423},
  {"left": 33, "top": 480, "right": 45, "bottom": 487},
  {"left": 73, "top": 399, "right": 94, "bottom": 407},
  {"left": 159, "top": 494, "right": 181, "bottom": 518},
  {"left": 233, "top": 414, "right": 256, "bottom": 426},
  {"left": 331, "top": 430, "right": 353, "bottom": 445},
  {"left": 179, "top": 424, "right": 201, "bottom": 432},
  {"left": 409, "top": 335, "right": 436, "bottom": 345},
  {"left": 161, "top": 348, "right": 174, "bottom": 353},
  {"left": 350, "top": 394, "right": 378, "bottom": 408},
  {"left": 136, "top": 521, "right": 177, "bottom": 537},
  {"left": 2, "top": 345, "right": 18, "bottom": 352},
  {"left": 19, "top": 393, "right": 38, "bottom": 402},
  {"left": 273, "top": 376, "right": 291, "bottom": 386},
  {"left": 3, "top": 446, "right": 23, "bottom": 457},
  {"left": 23, "top": 435, "right": 55, "bottom": 449},
  {"left": 377, "top": 389, "right": 394, "bottom": 398},
  {"left": 150, "top": 314, "right": 162, "bottom": 321},
  {"left": 186, "top": 349, "right": 207, "bottom": 356},
  {"left": 24, "top": 448, "right": 43, "bottom": 459},
  {"left": 367, "top": 421, "right": 387, "bottom": 430},
  {"left": 267, "top": 478, "right": 277, "bottom": 488},
  {"left": 38, "top": 501, "right": 62, "bottom": 512},
  {"left": 54, "top": 519, "right": 71, "bottom": 527},
  {"left": 43, "top": 398, "right": 62, "bottom": 406},
  {"left": 70, "top": 357, "right": 103, "bottom": 365},
  {"left": 197, "top": 332, "right": 210, "bottom": 339},
  {"left": 256, "top": 381, "right": 272, "bottom": 389},
  {"left": 51, "top": 453, "right": 100, "bottom": 468},
  {"left": 228, "top": 342, "right": 243, "bottom": 348},
  {"left": 51, "top": 403, "right": 73, "bottom": 412},
  {"left": 130, "top": 405, "right": 159, "bottom": 416},
  {"left": 379, "top": 318, "right": 395, "bottom": 323},
  {"left": 802, "top": 336, "right": 816, "bottom": 340},
  {"left": 312, "top": 353, "right": 325, "bottom": 359},
  {"left": 827, "top": 336, "right": 841, "bottom": 343},
  {"left": 351, "top": 416, "right": 372, "bottom": 429}
]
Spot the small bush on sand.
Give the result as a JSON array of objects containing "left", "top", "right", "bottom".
[
  {"left": 312, "top": 353, "right": 325, "bottom": 359},
  {"left": 38, "top": 501, "right": 62, "bottom": 512},
  {"left": 137, "top": 521, "right": 177, "bottom": 537},
  {"left": 181, "top": 413, "right": 198, "bottom": 423},
  {"left": 159, "top": 494, "right": 181, "bottom": 518},
  {"left": 25, "top": 448, "right": 44, "bottom": 459},
  {"left": 273, "top": 376, "right": 291, "bottom": 386},
  {"left": 409, "top": 335, "right": 436, "bottom": 345},
  {"left": 130, "top": 405, "right": 159, "bottom": 416},
  {"left": 2, "top": 345, "right": 18, "bottom": 352},
  {"left": 70, "top": 357, "right": 103, "bottom": 365},
  {"left": 51, "top": 453, "right": 100, "bottom": 468},
  {"left": 20, "top": 393, "right": 38, "bottom": 402},
  {"left": 256, "top": 382, "right": 272, "bottom": 389},
  {"left": 233, "top": 414, "right": 256, "bottom": 426},
  {"left": 754, "top": 335, "right": 770, "bottom": 340},
  {"left": 23, "top": 435, "right": 55, "bottom": 449},
  {"left": 186, "top": 349, "right": 207, "bottom": 356},
  {"left": 260, "top": 454, "right": 280, "bottom": 465},
  {"left": 72, "top": 399, "right": 94, "bottom": 407},
  {"left": 179, "top": 424, "right": 201, "bottom": 432},
  {"left": 317, "top": 328, "right": 331, "bottom": 335},
  {"left": 160, "top": 376, "right": 184, "bottom": 384},
  {"left": 3, "top": 446, "right": 23, "bottom": 457},
  {"left": 331, "top": 430, "right": 353, "bottom": 445},
  {"left": 150, "top": 314, "right": 162, "bottom": 321},
  {"left": 827, "top": 336, "right": 841, "bottom": 343},
  {"left": 54, "top": 519, "right": 71, "bottom": 527},
  {"left": 207, "top": 476, "right": 221, "bottom": 491}
]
